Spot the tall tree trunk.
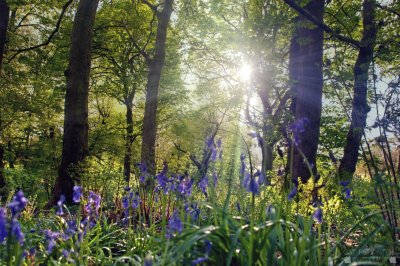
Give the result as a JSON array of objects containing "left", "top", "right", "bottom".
[
  {"left": 0, "top": 115, "right": 6, "bottom": 200},
  {"left": 124, "top": 98, "right": 134, "bottom": 183},
  {"left": 48, "top": 0, "right": 99, "bottom": 206},
  {"left": 0, "top": 0, "right": 9, "bottom": 74},
  {"left": 339, "top": 0, "right": 376, "bottom": 180},
  {"left": 289, "top": 0, "right": 324, "bottom": 183},
  {"left": 141, "top": 0, "right": 173, "bottom": 175}
]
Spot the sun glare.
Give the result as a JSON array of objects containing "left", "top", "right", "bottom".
[{"left": 239, "top": 64, "right": 252, "bottom": 82}]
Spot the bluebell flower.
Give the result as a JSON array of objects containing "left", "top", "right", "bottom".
[
  {"left": 84, "top": 191, "right": 101, "bottom": 218},
  {"left": 288, "top": 117, "right": 310, "bottom": 145},
  {"left": 11, "top": 219, "right": 24, "bottom": 245},
  {"left": 243, "top": 172, "right": 260, "bottom": 195},
  {"left": 340, "top": 181, "right": 351, "bottom": 198},
  {"left": 8, "top": 190, "right": 28, "bottom": 216},
  {"left": 217, "top": 138, "right": 222, "bottom": 148},
  {"left": 124, "top": 186, "right": 131, "bottom": 192},
  {"left": 288, "top": 186, "right": 297, "bottom": 200},
  {"left": 138, "top": 162, "right": 148, "bottom": 182},
  {"left": 212, "top": 172, "right": 218, "bottom": 187},
  {"left": 344, "top": 187, "right": 351, "bottom": 199},
  {"left": 210, "top": 148, "right": 217, "bottom": 161},
  {"left": 73, "top": 186, "right": 83, "bottom": 203},
  {"left": 339, "top": 181, "right": 350, "bottom": 187},
  {"left": 205, "top": 136, "right": 214, "bottom": 148},
  {"left": 0, "top": 208, "right": 7, "bottom": 243},
  {"left": 131, "top": 192, "right": 140, "bottom": 209},
  {"left": 56, "top": 195, "right": 66, "bottom": 216},
  {"left": 44, "top": 229, "right": 60, "bottom": 253},
  {"left": 248, "top": 132, "right": 258, "bottom": 138},
  {"left": 156, "top": 163, "right": 169, "bottom": 190},
  {"left": 192, "top": 257, "right": 208, "bottom": 265},
  {"left": 168, "top": 210, "right": 183, "bottom": 235},
  {"left": 190, "top": 203, "right": 200, "bottom": 220},
  {"left": 178, "top": 178, "right": 193, "bottom": 196},
  {"left": 198, "top": 177, "right": 208, "bottom": 196},
  {"left": 62, "top": 249, "right": 70, "bottom": 258},
  {"left": 313, "top": 207, "right": 323, "bottom": 223}
]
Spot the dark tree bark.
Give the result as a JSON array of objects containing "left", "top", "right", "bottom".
[
  {"left": 48, "top": 0, "right": 99, "bottom": 206},
  {"left": 141, "top": 0, "right": 173, "bottom": 175},
  {"left": 339, "top": 0, "right": 377, "bottom": 179},
  {"left": 0, "top": 0, "right": 9, "bottom": 74},
  {"left": 289, "top": 0, "right": 324, "bottom": 183},
  {"left": 123, "top": 93, "right": 135, "bottom": 183}
]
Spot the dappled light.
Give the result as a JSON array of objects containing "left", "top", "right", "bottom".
[{"left": 0, "top": 0, "right": 399, "bottom": 265}]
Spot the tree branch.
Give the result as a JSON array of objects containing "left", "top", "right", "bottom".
[
  {"left": 8, "top": 0, "right": 73, "bottom": 62},
  {"left": 282, "top": 0, "right": 361, "bottom": 48}
]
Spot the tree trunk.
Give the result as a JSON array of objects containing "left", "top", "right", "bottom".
[
  {"left": 141, "top": 0, "right": 173, "bottom": 175},
  {"left": 0, "top": 115, "right": 5, "bottom": 200},
  {"left": 289, "top": 0, "right": 324, "bottom": 183},
  {"left": 0, "top": 0, "right": 9, "bottom": 74},
  {"left": 339, "top": 0, "right": 376, "bottom": 180},
  {"left": 124, "top": 101, "right": 134, "bottom": 182},
  {"left": 48, "top": 0, "right": 99, "bottom": 206}
]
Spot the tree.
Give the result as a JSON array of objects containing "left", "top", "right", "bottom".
[
  {"left": 49, "top": 0, "right": 100, "bottom": 205},
  {"left": 287, "top": 0, "right": 324, "bottom": 183},
  {"left": 338, "top": 0, "right": 377, "bottom": 179},
  {"left": 140, "top": 0, "right": 174, "bottom": 175},
  {"left": 0, "top": 0, "right": 9, "bottom": 198}
]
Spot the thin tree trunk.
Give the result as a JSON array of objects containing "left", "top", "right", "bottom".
[
  {"left": 0, "top": 115, "right": 5, "bottom": 199},
  {"left": 124, "top": 100, "right": 134, "bottom": 182},
  {"left": 339, "top": 0, "right": 377, "bottom": 179},
  {"left": 0, "top": 0, "right": 9, "bottom": 74},
  {"left": 289, "top": 0, "right": 324, "bottom": 183},
  {"left": 141, "top": 0, "right": 173, "bottom": 175},
  {"left": 48, "top": 0, "right": 99, "bottom": 206}
]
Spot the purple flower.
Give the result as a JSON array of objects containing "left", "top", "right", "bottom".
[
  {"left": 73, "top": 186, "right": 83, "bottom": 203},
  {"left": 124, "top": 186, "right": 131, "bottom": 192},
  {"left": 192, "top": 257, "right": 208, "bottom": 265},
  {"left": 178, "top": 178, "right": 193, "bottom": 196},
  {"left": 168, "top": 210, "right": 183, "bottom": 235},
  {"left": 313, "top": 207, "right": 323, "bottom": 223},
  {"left": 205, "top": 136, "right": 214, "bottom": 148},
  {"left": 0, "top": 208, "right": 7, "bottom": 243},
  {"left": 211, "top": 148, "right": 217, "bottom": 161},
  {"left": 138, "top": 162, "right": 148, "bottom": 182},
  {"left": 288, "top": 117, "right": 310, "bottom": 145},
  {"left": 248, "top": 131, "right": 258, "bottom": 138},
  {"left": 212, "top": 172, "right": 218, "bottom": 187},
  {"left": 156, "top": 163, "right": 169, "bottom": 190},
  {"left": 131, "top": 192, "right": 140, "bottom": 209},
  {"left": 340, "top": 181, "right": 350, "bottom": 187},
  {"left": 340, "top": 181, "right": 351, "bottom": 199},
  {"left": 344, "top": 187, "right": 351, "bottom": 199},
  {"left": 243, "top": 172, "right": 260, "bottom": 195},
  {"left": 56, "top": 195, "right": 66, "bottom": 216},
  {"left": 198, "top": 177, "right": 208, "bottom": 196},
  {"left": 217, "top": 138, "right": 222, "bottom": 148},
  {"left": 11, "top": 219, "right": 24, "bottom": 245},
  {"left": 8, "top": 190, "right": 28, "bottom": 216},
  {"left": 44, "top": 230, "right": 60, "bottom": 253},
  {"left": 84, "top": 191, "right": 101, "bottom": 218},
  {"left": 288, "top": 186, "right": 297, "bottom": 200}
]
